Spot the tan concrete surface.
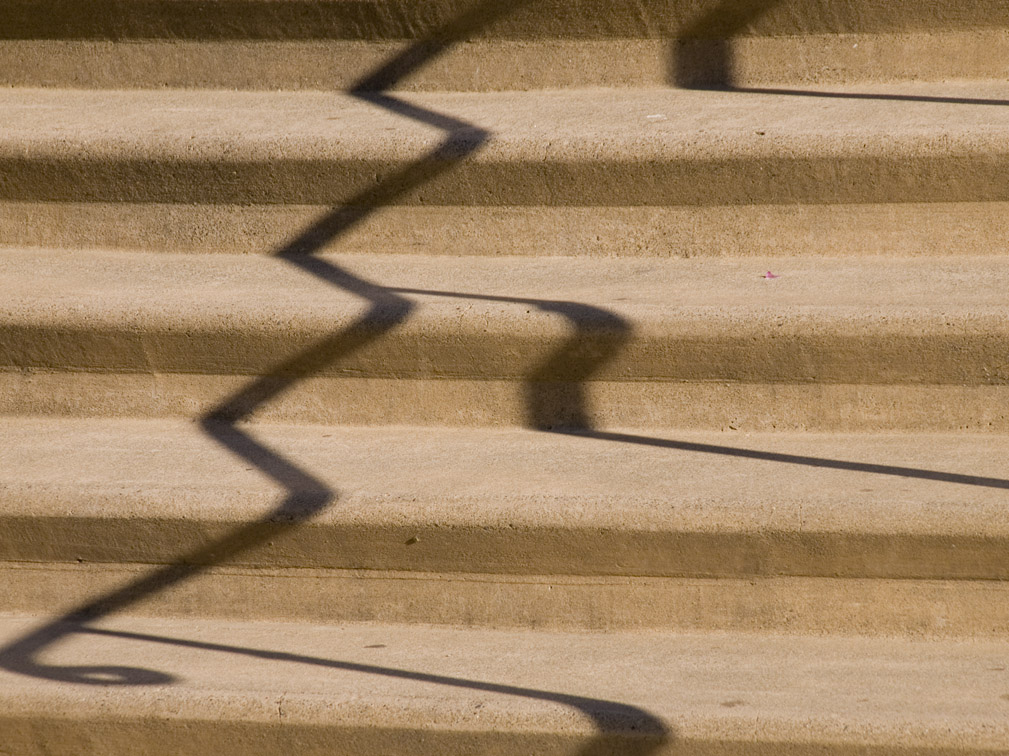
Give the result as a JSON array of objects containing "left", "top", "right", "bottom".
[
  {"left": 2, "top": 417, "right": 1009, "bottom": 579},
  {"left": 7, "top": 0, "right": 1009, "bottom": 40},
  {"left": 4, "top": 32, "right": 1009, "bottom": 90},
  {"left": 6, "top": 1, "right": 1009, "bottom": 752},
  {"left": 10, "top": 562, "right": 1009, "bottom": 638},
  {"left": 4, "top": 415, "right": 1009, "bottom": 635},
  {"left": 3, "top": 85, "right": 1009, "bottom": 206},
  {"left": 8, "top": 200, "right": 1009, "bottom": 257},
  {"left": 4, "top": 250, "right": 1009, "bottom": 428},
  {"left": 2, "top": 615, "right": 1009, "bottom": 754},
  {"left": 11, "top": 371, "right": 1009, "bottom": 431}
]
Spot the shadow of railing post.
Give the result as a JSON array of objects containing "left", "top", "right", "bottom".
[
  {"left": 670, "top": 0, "right": 785, "bottom": 88},
  {"left": 524, "top": 301, "right": 631, "bottom": 432}
]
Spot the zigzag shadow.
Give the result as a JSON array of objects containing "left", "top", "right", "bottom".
[
  {"left": 0, "top": 0, "right": 669, "bottom": 752},
  {"left": 5, "top": 2, "right": 1009, "bottom": 750}
]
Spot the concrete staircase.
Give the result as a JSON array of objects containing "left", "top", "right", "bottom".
[{"left": 3, "top": 1, "right": 1009, "bottom": 753}]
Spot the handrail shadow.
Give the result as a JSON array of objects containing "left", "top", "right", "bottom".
[
  {"left": 0, "top": 0, "right": 670, "bottom": 752},
  {"left": 3, "top": 2, "right": 1009, "bottom": 751},
  {"left": 670, "top": 0, "right": 1009, "bottom": 106},
  {"left": 728, "top": 86, "right": 1009, "bottom": 107}
]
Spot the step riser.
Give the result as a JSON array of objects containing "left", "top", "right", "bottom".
[
  {"left": 1, "top": 720, "right": 656, "bottom": 756},
  {"left": 7, "top": 0, "right": 1008, "bottom": 40},
  {"left": 7, "top": 564, "right": 1009, "bottom": 639},
  {"left": 4, "top": 0, "right": 1008, "bottom": 91},
  {"left": 8, "top": 373, "right": 1009, "bottom": 431},
  {"left": 8, "top": 202, "right": 1009, "bottom": 257},
  {"left": 8, "top": 318, "right": 1009, "bottom": 384},
  {"left": 6, "top": 515, "right": 1009, "bottom": 581},
  {"left": 4, "top": 32, "right": 1008, "bottom": 90},
  {"left": 5, "top": 314, "right": 1009, "bottom": 430},
  {"left": 7, "top": 153, "right": 1009, "bottom": 206}
]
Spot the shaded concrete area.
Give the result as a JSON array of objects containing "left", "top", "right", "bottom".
[
  {"left": 0, "top": 0, "right": 668, "bottom": 751},
  {"left": 2, "top": 0, "right": 1009, "bottom": 752}
]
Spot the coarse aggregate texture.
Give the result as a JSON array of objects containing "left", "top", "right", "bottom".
[
  {"left": 2, "top": 616, "right": 1009, "bottom": 755},
  {"left": 3, "top": 85, "right": 1009, "bottom": 206},
  {"left": 3, "top": 418, "right": 1009, "bottom": 635},
  {"left": 5, "top": 249, "right": 1009, "bottom": 429},
  {"left": 1, "top": 0, "right": 1008, "bottom": 89},
  {"left": 6, "top": 2, "right": 1009, "bottom": 751},
  {"left": 4, "top": 33, "right": 1009, "bottom": 90},
  {"left": 3, "top": 417, "right": 1009, "bottom": 578},
  {"left": 3, "top": 83, "right": 1009, "bottom": 258}
]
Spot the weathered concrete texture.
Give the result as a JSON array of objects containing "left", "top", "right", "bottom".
[
  {"left": 11, "top": 372, "right": 1009, "bottom": 431},
  {"left": 6, "top": 200, "right": 1009, "bottom": 257},
  {"left": 3, "top": 417, "right": 1009, "bottom": 578},
  {"left": 3, "top": 32, "right": 1008, "bottom": 90},
  {"left": 5, "top": 0, "right": 1009, "bottom": 41},
  {"left": 2, "top": 616, "right": 1009, "bottom": 755},
  {"left": 5, "top": 3, "right": 1009, "bottom": 750},
  {"left": 3, "top": 85, "right": 1009, "bottom": 206},
  {"left": 3, "top": 417, "right": 1009, "bottom": 634},
  {"left": 10, "top": 562, "right": 1009, "bottom": 638},
  {"left": 5, "top": 249, "right": 1009, "bottom": 429},
  {"left": 5, "top": 83, "right": 1009, "bottom": 258}
]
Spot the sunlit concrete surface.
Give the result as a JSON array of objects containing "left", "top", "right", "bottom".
[{"left": 4, "top": 0, "right": 1009, "bottom": 752}]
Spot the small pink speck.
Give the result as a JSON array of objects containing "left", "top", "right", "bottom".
[{"left": 763, "top": 271, "right": 779, "bottom": 279}]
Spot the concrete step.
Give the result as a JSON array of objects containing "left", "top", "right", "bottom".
[
  {"left": 4, "top": 415, "right": 1009, "bottom": 636},
  {"left": 2, "top": 0, "right": 1008, "bottom": 89},
  {"left": 3, "top": 85, "right": 1009, "bottom": 256},
  {"left": 5, "top": 248, "right": 1009, "bottom": 431},
  {"left": 2, "top": 614, "right": 1009, "bottom": 754}
]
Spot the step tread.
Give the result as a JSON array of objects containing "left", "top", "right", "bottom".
[
  {"left": 5, "top": 248, "right": 1009, "bottom": 430},
  {"left": 1, "top": 614, "right": 1007, "bottom": 753},
  {"left": 5, "top": 84, "right": 1009, "bottom": 208},
  {"left": 6, "top": 248, "right": 1009, "bottom": 434},
  {"left": 7, "top": 247, "right": 1009, "bottom": 322},
  {"left": 3, "top": 416, "right": 1009, "bottom": 578},
  {"left": 5, "top": 83, "right": 1009, "bottom": 161}
]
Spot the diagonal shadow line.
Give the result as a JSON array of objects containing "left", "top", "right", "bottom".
[
  {"left": 389, "top": 286, "right": 1009, "bottom": 489},
  {"left": 0, "top": 0, "right": 671, "bottom": 751},
  {"left": 0, "top": 289, "right": 411, "bottom": 687},
  {"left": 559, "top": 429, "right": 1009, "bottom": 491},
  {"left": 79, "top": 625, "right": 668, "bottom": 741},
  {"left": 731, "top": 86, "right": 1009, "bottom": 108},
  {"left": 385, "top": 285, "right": 1009, "bottom": 491},
  {"left": 348, "top": 0, "right": 533, "bottom": 95}
]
